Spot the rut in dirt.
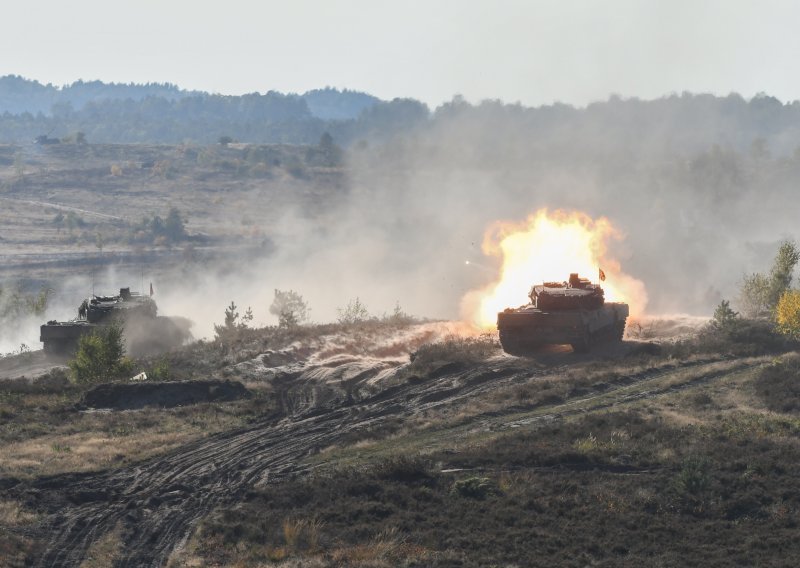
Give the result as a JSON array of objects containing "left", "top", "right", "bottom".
[{"left": 14, "top": 354, "right": 754, "bottom": 567}]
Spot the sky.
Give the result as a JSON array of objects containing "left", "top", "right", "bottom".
[{"left": 4, "top": 0, "right": 800, "bottom": 107}]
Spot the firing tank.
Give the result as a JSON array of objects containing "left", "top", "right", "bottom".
[
  {"left": 497, "top": 273, "right": 628, "bottom": 355},
  {"left": 40, "top": 287, "right": 158, "bottom": 354}
]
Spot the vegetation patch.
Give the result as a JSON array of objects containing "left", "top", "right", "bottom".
[
  {"left": 179, "top": 408, "right": 800, "bottom": 567},
  {"left": 754, "top": 353, "right": 800, "bottom": 413},
  {"left": 401, "top": 334, "right": 500, "bottom": 381}
]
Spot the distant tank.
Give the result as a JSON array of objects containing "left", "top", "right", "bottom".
[
  {"left": 40, "top": 287, "right": 159, "bottom": 354},
  {"left": 497, "top": 273, "right": 629, "bottom": 355}
]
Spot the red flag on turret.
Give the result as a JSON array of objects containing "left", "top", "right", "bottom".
[
  {"left": 150, "top": 282, "right": 154, "bottom": 297},
  {"left": 599, "top": 268, "right": 606, "bottom": 281}
]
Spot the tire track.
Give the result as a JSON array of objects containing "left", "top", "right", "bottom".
[{"left": 16, "top": 354, "right": 756, "bottom": 566}]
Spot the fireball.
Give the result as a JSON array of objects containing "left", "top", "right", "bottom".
[{"left": 462, "top": 209, "right": 647, "bottom": 328}]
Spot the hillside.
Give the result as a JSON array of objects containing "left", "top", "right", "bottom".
[{"left": 1, "top": 318, "right": 799, "bottom": 566}]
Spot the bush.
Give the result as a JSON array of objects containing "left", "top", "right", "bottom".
[
  {"left": 754, "top": 354, "right": 800, "bottom": 413},
  {"left": 337, "top": 297, "right": 371, "bottom": 325},
  {"left": 776, "top": 290, "right": 800, "bottom": 339},
  {"left": 372, "top": 455, "right": 431, "bottom": 482},
  {"left": 68, "top": 323, "right": 133, "bottom": 385},
  {"left": 450, "top": 476, "right": 500, "bottom": 499},
  {"left": 213, "top": 301, "right": 254, "bottom": 341},
  {"left": 711, "top": 300, "right": 738, "bottom": 330},
  {"left": 667, "top": 318, "right": 793, "bottom": 357},
  {"left": 269, "top": 289, "right": 309, "bottom": 328},
  {"left": 673, "top": 456, "right": 710, "bottom": 496},
  {"left": 737, "top": 240, "right": 799, "bottom": 317},
  {"left": 406, "top": 334, "right": 499, "bottom": 377}
]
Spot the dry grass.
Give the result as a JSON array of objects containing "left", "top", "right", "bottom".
[
  {"left": 79, "top": 523, "right": 123, "bottom": 568},
  {"left": 0, "top": 499, "right": 37, "bottom": 526},
  {"left": 0, "top": 399, "right": 259, "bottom": 478}
]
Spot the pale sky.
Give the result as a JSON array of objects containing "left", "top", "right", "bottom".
[{"left": 4, "top": 0, "right": 800, "bottom": 107}]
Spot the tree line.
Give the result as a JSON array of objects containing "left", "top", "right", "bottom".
[{"left": 4, "top": 76, "right": 800, "bottom": 159}]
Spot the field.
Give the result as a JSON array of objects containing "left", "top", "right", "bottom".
[
  {"left": 1, "top": 144, "right": 799, "bottom": 567},
  {"left": 0, "top": 317, "right": 798, "bottom": 567}
]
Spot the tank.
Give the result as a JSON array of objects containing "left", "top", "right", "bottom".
[
  {"left": 497, "top": 273, "right": 629, "bottom": 355},
  {"left": 40, "top": 287, "right": 158, "bottom": 354}
]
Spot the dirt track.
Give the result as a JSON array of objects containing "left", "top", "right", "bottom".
[{"left": 9, "top": 351, "right": 763, "bottom": 567}]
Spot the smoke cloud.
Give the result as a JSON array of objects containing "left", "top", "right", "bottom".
[{"left": 4, "top": 95, "right": 799, "bottom": 353}]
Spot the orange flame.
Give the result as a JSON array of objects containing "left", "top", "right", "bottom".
[{"left": 462, "top": 209, "right": 647, "bottom": 328}]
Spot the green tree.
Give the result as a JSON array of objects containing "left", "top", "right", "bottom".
[
  {"left": 738, "top": 241, "right": 799, "bottom": 317},
  {"left": 214, "top": 301, "right": 249, "bottom": 340},
  {"left": 269, "top": 289, "right": 309, "bottom": 328},
  {"left": 767, "top": 241, "right": 800, "bottom": 309},
  {"left": 164, "top": 207, "right": 186, "bottom": 242},
  {"left": 711, "top": 300, "right": 738, "bottom": 331},
  {"left": 69, "top": 323, "right": 131, "bottom": 385}
]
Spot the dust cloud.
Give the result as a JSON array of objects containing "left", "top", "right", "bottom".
[
  {"left": 5, "top": 95, "right": 800, "bottom": 350},
  {"left": 90, "top": 101, "right": 800, "bottom": 339}
]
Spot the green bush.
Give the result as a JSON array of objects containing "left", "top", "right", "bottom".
[
  {"left": 68, "top": 323, "right": 132, "bottom": 385},
  {"left": 270, "top": 289, "right": 309, "bottom": 328},
  {"left": 673, "top": 456, "right": 710, "bottom": 496}
]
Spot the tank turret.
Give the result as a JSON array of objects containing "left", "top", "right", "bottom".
[{"left": 41, "top": 287, "right": 158, "bottom": 354}]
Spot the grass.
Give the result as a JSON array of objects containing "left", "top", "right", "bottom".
[
  {"left": 5, "top": 315, "right": 800, "bottom": 565},
  {"left": 753, "top": 352, "right": 800, "bottom": 412},
  {"left": 78, "top": 522, "right": 124, "bottom": 568},
  {"left": 399, "top": 333, "right": 500, "bottom": 382},
  {"left": 176, "top": 404, "right": 800, "bottom": 567},
  {"left": 0, "top": 379, "right": 273, "bottom": 478},
  {"left": 0, "top": 499, "right": 37, "bottom": 526}
]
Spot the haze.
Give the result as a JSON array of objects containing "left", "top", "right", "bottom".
[{"left": 5, "top": 0, "right": 800, "bottom": 107}]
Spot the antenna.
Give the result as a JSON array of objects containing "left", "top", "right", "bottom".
[{"left": 92, "top": 268, "right": 95, "bottom": 297}]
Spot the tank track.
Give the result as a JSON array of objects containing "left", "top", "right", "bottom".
[{"left": 500, "top": 318, "right": 626, "bottom": 356}]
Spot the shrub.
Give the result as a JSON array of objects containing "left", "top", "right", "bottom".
[
  {"left": 269, "top": 289, "right": 309, "bottom": 328},
  {"left": 407, "top": 334, "right": 499, "bottom": 376},
  {"left": 673, "top": 456, "right": 710, "bottom": 496},
  {"left": 711, "top": 300, "right": 738, "bottom": 330},
  {"left": 737, "top": 240, "right": 799, "bottom": 316},
  {"left": 668, "top": 318, "right": 793, "bottom": 357},
  {"left": 372, "top": 455, "right": 431, "bottom": 482},
  {"left": 382, "top": 301, "right": 417, "bottom": 325},
  {"left": 450, "top": 476, "right": 500, "bottom": 499},
  {"left": 776, "top": 290, "right": 800, "bottom": 339},
  {"left": 337, "top": 297, "right": 371, "bottom": 325},
  {"left": 754, "top": 354, "right": 800, "bottom": 413},
  {"left": 68, "top": 323, "right": 133, "bottom": 385},
  {"left": 214, "top": 301, "right": 254, "bottom": 341}
]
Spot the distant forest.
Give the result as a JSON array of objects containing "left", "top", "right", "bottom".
[{"left": 1, "top": 75, "right": 800, "bottom": 160}]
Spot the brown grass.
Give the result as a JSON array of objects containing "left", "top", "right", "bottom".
[
  {"left": 0, "top": 396, "right": 264, "bottom": 478},
  {"left": 0, "top": 499, "right": 37, "bottom": 526},
  {"left": 79, "top": 523, "right": 123, "bottom": 568}
]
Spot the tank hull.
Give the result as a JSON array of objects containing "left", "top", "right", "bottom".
[
  {"left": 40, "top": 321, "right": 98, "bottom": 354},
  {"left": 497, "top": 302, "right": 629, "bottom": 355}
]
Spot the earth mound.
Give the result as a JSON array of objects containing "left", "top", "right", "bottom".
[{"left": 80, "top": 379, "right": 251, "bottom": 410}]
